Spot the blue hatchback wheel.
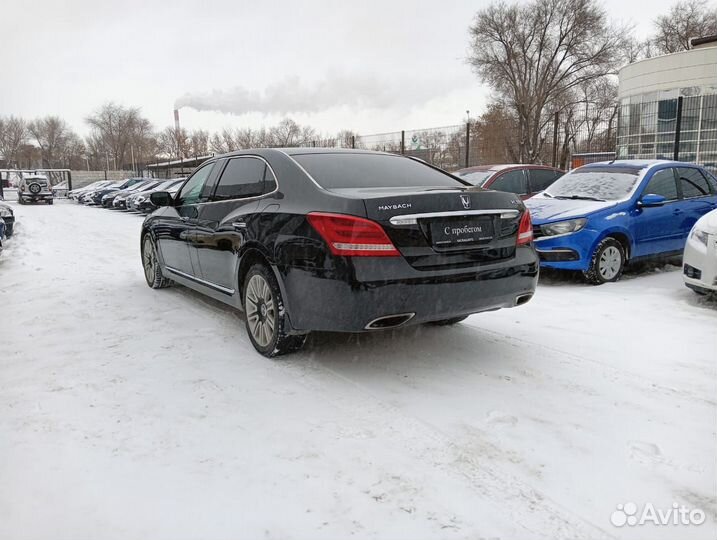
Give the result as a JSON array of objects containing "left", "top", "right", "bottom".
[
  {"left": 584, "top": 238, "right": 625, "bottom": 285},
  {"left": 599, "top": 245, "right": 623, "bottom": 281}
]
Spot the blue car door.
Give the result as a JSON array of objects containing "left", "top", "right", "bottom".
[
  {"left": 632, "top": 167, "right": 683, "bottom": 257},
  {"left": 675, "top": 167, "right": 717, "bottom": 239}
]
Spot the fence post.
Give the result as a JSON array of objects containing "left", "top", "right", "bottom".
[
  {"left": 673, "top": 96, "right": 683, "bottom": 161},
  {"left": 465, "top": 122, "right": 471, "bottom": 168},
  {"left": 67, "top": 170, "right": 73, "bottom": 192},
  {"left": 351, "top": 135, "right": 355, "bottom": 149},
  {"left": 552, "top": 111, "right": 559, "bottom": 168},
  {"left": 400, "top": 131, "right": 405, "bottom": 155}
]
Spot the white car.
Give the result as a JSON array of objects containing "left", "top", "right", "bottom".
[
  {"left": 683, "top": 208, "right": 717, "bottom": 295},
  {"left": 17, "top": 174, "right": 53, "bottom": 205},
  {"left": 68, "top": 180, "right": 113, "bottom": 200}
]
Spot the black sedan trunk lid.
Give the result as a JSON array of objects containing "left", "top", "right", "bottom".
[{"left": 329, "top": 186, "right": 524, "bottom": 270}]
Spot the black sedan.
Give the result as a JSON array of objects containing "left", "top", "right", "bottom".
[
  {"left": 140, "top": 149, "right": 538, "bottom": 356},
  {"left": 0, "top": 201, "right": 14, "bottom": 236}
]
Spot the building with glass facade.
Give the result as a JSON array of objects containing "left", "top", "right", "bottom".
[{"left": 616, "top": 36, "right": 717, "bottom": 172}]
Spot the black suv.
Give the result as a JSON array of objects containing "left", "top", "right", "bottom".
[{"left": 141, "top": 149, "right": 538, "bottom": 356}]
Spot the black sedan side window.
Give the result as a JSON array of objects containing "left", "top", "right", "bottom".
[
  {"left": 213, "top": 157, "right": 267, "bottom": 201},
  {"left": 176, "top": 163, "right": 215, "bottom": 206}
]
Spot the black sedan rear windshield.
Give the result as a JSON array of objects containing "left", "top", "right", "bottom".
[{"left": 292, "top": 153, "right": 465, "bottom": 189}]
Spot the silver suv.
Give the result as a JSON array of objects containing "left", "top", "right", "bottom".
[{"left": 18, "top": 174, "right": 53, "bottom": 205}]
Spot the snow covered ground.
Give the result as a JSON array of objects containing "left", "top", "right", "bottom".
[{"left": 1, "top": 199, "right": 715, "bottom": 540}]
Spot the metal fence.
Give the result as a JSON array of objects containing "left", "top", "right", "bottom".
[
  {"left": 144, "top": 94, "right": 717, "bottom": 177},
  {"left": 616, "top": 94, "right": 717, "bottom": 173}
]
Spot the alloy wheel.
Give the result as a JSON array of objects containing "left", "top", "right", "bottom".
[
  {"left": 142, "top": 237, "right": 156, "bottom": 284},
  {"left": 245, "top": 274, "right": 276, "bottom": 348}
]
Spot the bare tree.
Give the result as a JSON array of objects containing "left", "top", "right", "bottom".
[
  {"left": 468, "top": 0, "right": 628, "bottom": 163},
  {"left": 554, "top": 78, "right": 618, "bottom": 168},
  {"left": 621, "top": 36, "right": 654, "bottom": 63},
  {"left": 653, "top": 0, "right": 717, "bottom": 53},
  {"left": 335, "top": 129, "right": 359, "bottom": 148},
  {"left": 473, "top": 103, "right": 521, "bottom": 164},
  {"left": 59, "top": 132, "right": 87, "bottom": 169},
  {"left": 270, "top": 118, "right": 316, "bottom": 147},
  {"left": 210, "top": 129, "right": 238, "bottom": 154},
  {"left": 157, "top": 127, "right": 190, "bottom": 159},
  {"left": 0, "top": 116, "right": 29, "bottom": 168},
  {"left": 28, "top": 116, "right": 73, "bottom": 167},
  {"left": 130, "top": 118, "right": 159, "bottom": 168},
  {"left": 186, "top": 130, "right": 210, "bottom": 156},
  {"left": 86, "top": 103, "right": 154, "bottom": 169}
]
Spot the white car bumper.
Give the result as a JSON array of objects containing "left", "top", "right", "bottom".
[{"left": 683, "top": 231, "right": 717, "bottom": 293}]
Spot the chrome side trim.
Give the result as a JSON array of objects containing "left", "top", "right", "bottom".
[
  {"left": 389, "top": 209, "right": 519, "bottom": 226},
  {"left": 165, "top": 266, "right": 235, "bottom": 295},
  {"left": 190, "top": 155, "right": 281, "bottom": 206}
]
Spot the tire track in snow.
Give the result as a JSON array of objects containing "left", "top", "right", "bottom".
[
  {"left": 287, "top": 356, "right": 618, "bottom": 540},
  {"left": 464, "top": 322, "right": 717, "bottom": 407}
]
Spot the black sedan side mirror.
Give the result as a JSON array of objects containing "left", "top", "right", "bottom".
[{"left": 150, "top": 191, "right": 173, "bottom": 207}]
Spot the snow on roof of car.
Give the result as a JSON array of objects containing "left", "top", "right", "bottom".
[{"left": 583, "top": 159, "right": 678, "bottom": 170}]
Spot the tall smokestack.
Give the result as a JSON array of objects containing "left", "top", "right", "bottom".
[{"left": 174, "top": 109, "right": 180, "bottom": 132}]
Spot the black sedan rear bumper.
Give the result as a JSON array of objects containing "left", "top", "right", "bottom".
[{"left": 280, "top": 246, "right": 539, "bottom": 332}]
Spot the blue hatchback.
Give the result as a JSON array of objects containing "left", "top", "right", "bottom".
[{"left": 525, "top": 160, "right": 717, "bottom": 284}]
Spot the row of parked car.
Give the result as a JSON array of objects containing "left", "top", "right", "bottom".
[
  {"left": 68, "top": 177, "right": 186, "bottom": 213},
  {"left": 450, "top": 159, "right": 717, "bottom": 293}
]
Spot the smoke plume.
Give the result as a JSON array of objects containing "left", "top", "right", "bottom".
[{"left": 175, "top": 71, "right": 442, "bottom": 115}]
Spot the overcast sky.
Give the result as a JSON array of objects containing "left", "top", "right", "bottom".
[{"left": 2, "top": 0, "right": 675, "bottom": 138}]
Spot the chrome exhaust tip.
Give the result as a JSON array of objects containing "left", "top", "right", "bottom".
[
  {"left": 365, "top": 312, "right": 416, "bottom": 330},
  {"left": 515, "top": 293, "right": 533, "bottom": 306}
]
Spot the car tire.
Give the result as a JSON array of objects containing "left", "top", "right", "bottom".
[
  {"left": 5, "top": 225, "right": 13, "bottom": 237},
  {"left": 141, "top": 234, "right": 172, "bottom": 289},
  {"left": 243, "top": 264, "right": 306, "bottom": 357},
  {"left": 426, "top": 315, "right": 469, "bottom": 326},
  {"left": 583, "top": 237, "right": 625, "bottom": 285}
]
